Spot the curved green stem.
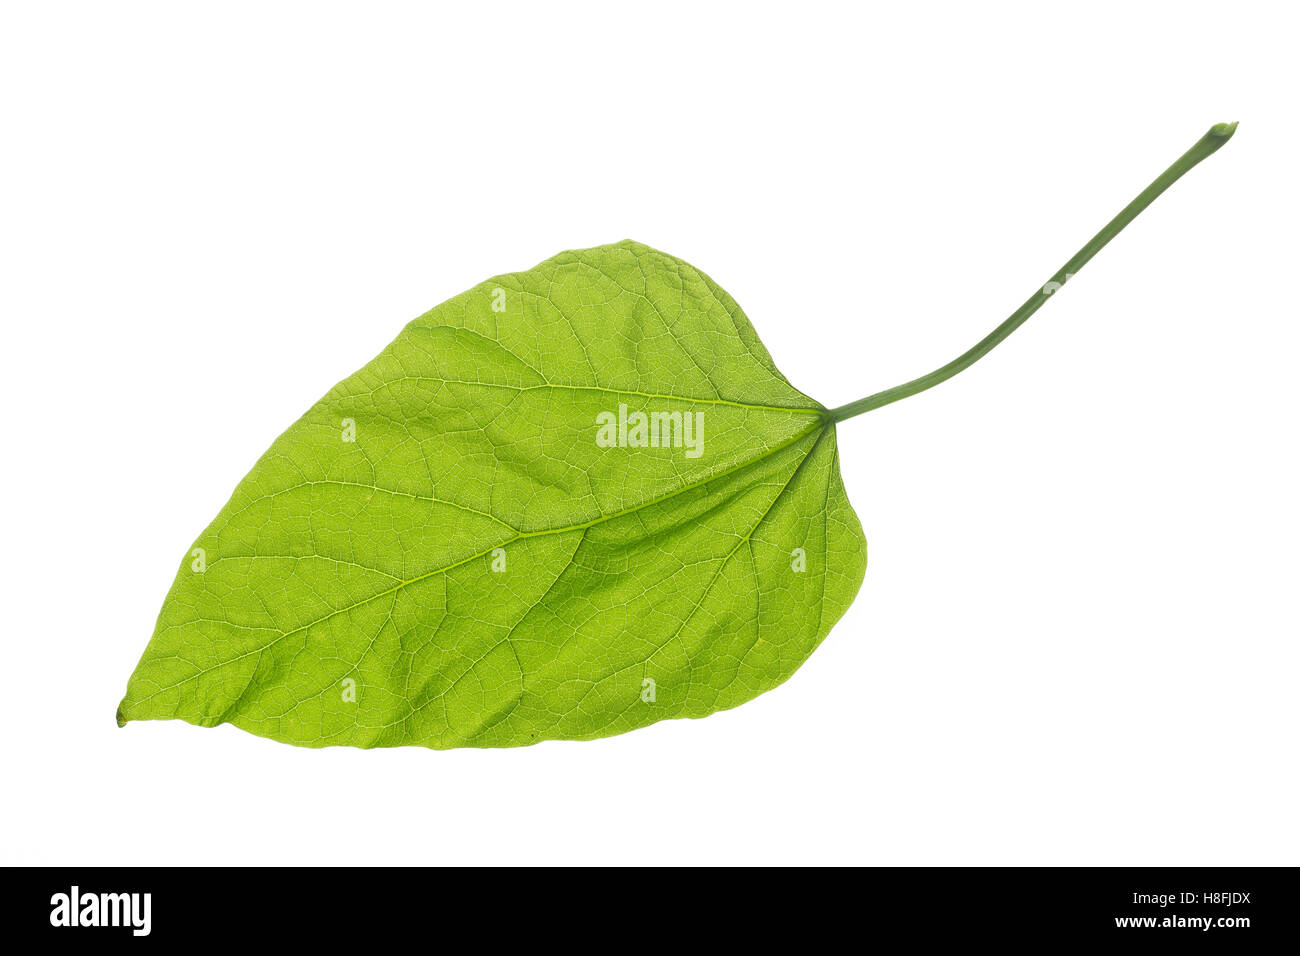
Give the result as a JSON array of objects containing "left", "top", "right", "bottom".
[{"left": 828, "top": 122, "right": 1238, "bottom": 423}]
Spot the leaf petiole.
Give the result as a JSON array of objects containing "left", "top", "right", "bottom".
[{"left": 827, "top": 122, "right": 1238, "bottom": 423}]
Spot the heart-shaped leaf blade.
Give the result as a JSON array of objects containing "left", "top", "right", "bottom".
[{"left": 118, "top": 240, "right": 866, "bottom": 748}]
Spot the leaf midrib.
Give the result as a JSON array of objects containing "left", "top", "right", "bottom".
[{"left": 130, "top": 416, "right": 831, "bottom": 705}]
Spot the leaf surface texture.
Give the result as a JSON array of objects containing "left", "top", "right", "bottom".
[{"left": 118, "top": 241, "right": 866, "bottom": 748}]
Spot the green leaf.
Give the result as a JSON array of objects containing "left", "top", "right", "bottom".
[
  {"left": 120, "top": 123, "right": 1238, "bottom": 750},
  {"left": 118, "top": 240, "right": 867, "bottom": 748}
]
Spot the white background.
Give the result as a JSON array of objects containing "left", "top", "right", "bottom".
[{"left": 2, "top": 2, "right": 1296, "bottom": 866}]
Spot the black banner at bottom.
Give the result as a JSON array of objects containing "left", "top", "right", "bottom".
[{"left": 11, "top": 866, "right": 1296, "bottom": 945}]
